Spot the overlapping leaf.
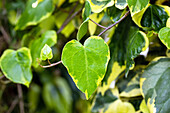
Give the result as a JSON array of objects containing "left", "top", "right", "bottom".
[
  {"left": 158, "top": 27, "right": 170, "bottom": 49},
  {"left": 127, "top": 0, "right": 149, "bottom": 16},
  {"left": 29, "top": 30, "right": 57, "bottom": 68},
  {"left": 141, "top": 58, "right": 170, "bottom": 113},
  {"left": 62, "top": 36, "right": 110, "bottom": 99},
  {"left": 87, "top": 0, "right": 114, "bottom": 13}
]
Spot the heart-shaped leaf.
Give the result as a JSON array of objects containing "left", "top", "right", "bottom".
[
  {"left": 0, "top": 47, "right": 32, "bottom": 87},
  {"left": 40, "top": 44, "right": 53, "bottom": 61},
  {"left": 61, "top": 36, "right": 110, "bottom": 99}
]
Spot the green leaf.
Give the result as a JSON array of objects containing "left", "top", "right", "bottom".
[
  {"left": 55, "top": 11, "right": 75, "bottom": 38},
  {"left": 141, "top": 5, "right": 169, "bottom": 31},
  {"left": 103, "top": 17, "right": 134, "bottom": 83},
  {"left": 40, "top": 44, "right": 53, "bottom": 61},
  {"left": 30, "top": 30, "right": 57, "bottom": 68},
  {"left": 92, "top": 89, "right": 117, "bottom": 112},
  {"left": 82, "top": 1, "right": 91, "bottom": 20},
  {"left": 141, "top": 58, "right": 170, "bottom": 113},
  {"left": 115, "top": 0, "right": 127, "bottom": 10},
  {"left": 106, "top": 6, "right": 124, "bottom": 22},
  {"left": 16, "top": 0, "right": 54, "bottom": 30},
  {"left": 77, "top": 17, "right": 89, "bottom": 41},
  {"left": 61, "top": 36, "right": 110, "bottom": 99},
  {"left": 43, "top": 77, "right": 72, "bottom": 113},
  {"left": 127, "top": 0, "right": 149, "bottom": 16},
  {"left": 126, "top": 30, "right": 149, "bottom": 76},
  {"left": 28, "top": 83, "right": 41, "bottom": 112},
  {"left": 0, "top": 47, "right": 32, "bottom": 87},
  {"left": 87, "top": 0, "right": 114, "bottom": 13},
  {"left": 158, "top": 27, "right": 170, "bottom": 49}
]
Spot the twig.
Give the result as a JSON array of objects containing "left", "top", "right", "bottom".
[
  {"left": 0, "top": 75, "right": 5, "bottom": 80},
  {"left": 0, "top": 26, "right": 11, "bottom": 44},
  {"left": 17, "top": 84, "right": 25, "bottom": 113},
  {"left": 98, "top": 10, "right": 130, "bottom": 36},
  {"left": 38, "top": 61, "right": 62, "bottom": 68},
  {"left": 6, "top": 98, "right": 19, "bottom": 113},
  {"left": 57, "top": 5, "right": 84, "bottom": 34},
  {"left": 47, "top": 59, "right": 51, "bottom": 65},
  {"left": 89, "top": 18, "right": 107, "bottom": 29}
]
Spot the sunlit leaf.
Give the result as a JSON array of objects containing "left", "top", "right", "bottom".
[
  {"left": 89, "top": 13, "right": 104, "bottom": 35},
  {"left": 40, "top": 44, "right": 53, "bottom": 61},
  {"left": 87, "top": 0, "right": 114, "bottom": 13},
  {"left": 0, "top": 47, "right": 32, "bottom": 87},
  {"left": 127, "top": 0, "right": 149, "bottom": 16},
  {"left": 92, "top": 89, "right": 117, "bottom": 112},
  {"left": 61, "top": 36, "right": 110, "bottom": 99},
  {"left": 55, "top": 11, "right": 75, "bottom": 38},
  {"left": 158, "top": 27, "right": 170, "bottom": 49},
  {"left": 115, "top": 0, "right": 127, "bottom": 10},
  {"left": 104, "top": 99, "right": 136, "bottom": 113}
]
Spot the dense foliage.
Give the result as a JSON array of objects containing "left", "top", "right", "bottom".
[{"left": 0, "top": 0, "right": 169, "bottom": 113}]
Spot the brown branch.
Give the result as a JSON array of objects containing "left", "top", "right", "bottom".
[
  {"left": 17, "top": 84, "right": 25, "bottom": 113},
  {"left": 38, "top": 61, "right": 62, "bottom": 68},
  {"left": 57, "top": 5, "right": 84, "bottom": 34},
  {"left": 89, "top": 18, "right": 107, "bottom": 29},
  {"left": 6, "top": 98, "right": 19, "bottom": 113},
  {"left": 0, "top": 26, "right": 11, "bottom": 44},
  {"left": 98, "top": 10, "right": 130, "bottom": 36}
]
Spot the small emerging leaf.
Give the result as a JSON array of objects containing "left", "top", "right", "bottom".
[
  {"left": 40, "top": 44, "right": 53, "bottom": 61},
  {"left": 30, "top": 30, "right": 57, "bottom": 68}
]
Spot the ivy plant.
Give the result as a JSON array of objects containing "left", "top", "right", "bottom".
[{"left": 0, "top": 0, "right": 170, "bottom": 112}]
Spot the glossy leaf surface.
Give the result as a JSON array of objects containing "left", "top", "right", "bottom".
[
  {"left": 62, "top": 36, "right": 110, "bottom": 99},
  {"left": 0, "top": 47, "right": 32, "bottom": 87},
  {"left": 126, "top": 30, "right": 149, "bottom": 76},
  {"left": 141, "top": 5, "right": 169, "bottom": 31}
]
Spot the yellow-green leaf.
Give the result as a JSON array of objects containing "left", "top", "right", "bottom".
[
  {"left": 0, "top": 47, "right": 32, "bottom": 87},
  {"left": 61, "top": 36, "right": 110, "bottom": 99}
]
